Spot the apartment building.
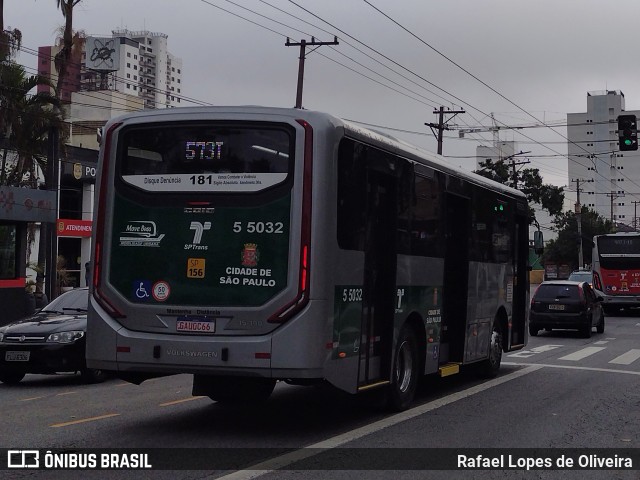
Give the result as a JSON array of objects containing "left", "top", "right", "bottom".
[
  {"left": 567, "top": 90, "right": 640, "bottom": 227},
  {"left": 38, "top": 29, "right": 183, "bottom": 110}
]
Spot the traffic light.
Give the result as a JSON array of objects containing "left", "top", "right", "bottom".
[{"left": 618, "top": 114, "right": 638, "bottom": 151}]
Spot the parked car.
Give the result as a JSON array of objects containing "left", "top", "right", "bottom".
[
  {"left": 0, "top": 288, "right": 107, "bottom": 384},
  {"left": 529, "top": 280, "right": 604, "bottom": 338},
  {"left": 567, "top": 269, "right": 593, "bottom": 288}
]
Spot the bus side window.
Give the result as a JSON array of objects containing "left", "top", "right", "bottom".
[
  {"left": 411, "top": 174, "right": 442, "bottom": 257},
  {"left": 337, "top": 139, "right": 367, "bottom": 251}
]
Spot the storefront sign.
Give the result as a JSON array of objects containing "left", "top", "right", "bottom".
[
  {"left": 57, "top": 219, "right": 93, "bottom": 237},
  {"left": 0, "top": 187, "right": 56, "bottom": 223},
  {"left": 62, "top": 161, "right": 97, "bottom": 182}
]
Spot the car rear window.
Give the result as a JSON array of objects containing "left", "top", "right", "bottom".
[
  {"left": 535, "top": 284, "right": 581, "bottom": 300},
  {"left": 568, "top": 272, "right": 591, "bottom": 282}
]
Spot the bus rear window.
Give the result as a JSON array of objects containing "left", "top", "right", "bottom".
[{"left": 118, "top": 123, "right": 292, "bottom": 193}]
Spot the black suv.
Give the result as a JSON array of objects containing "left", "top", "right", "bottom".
[{"left": 529, "top": 281, "right": 604, "bottom": 338}]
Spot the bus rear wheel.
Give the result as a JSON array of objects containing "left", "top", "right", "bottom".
[
  {"left": 386, "top": 324, "right": 419, "bottom": 412},
  {"left": 193, "top": 375, "right": 276, "bottom": 405},
  {"left": 476, "top": 320, "right": 503, "bottom": 378}
]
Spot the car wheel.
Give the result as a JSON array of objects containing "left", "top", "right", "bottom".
[
  {"left": 596, "top": 312, "right": 605, "bottom": 334},
  {"left": 0, "top": 371, "right": 26, "bottom": 384},
  {"left": 581, "top": 322, "right": 592, "bottom": 338},
  {"left": 386, "top": 324, "right": 419, "bottom": 412},
  {"left": 80, "top": 368, "right": 108, "bottom": 384},
  {"left": 529, "top": 324, "right": 539, "bottom": 336}
]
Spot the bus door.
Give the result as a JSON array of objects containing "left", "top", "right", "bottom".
[
  {"left": 440, "top": 193, "right": 470, "bottom": 364},
  {"left": 358, "top": 167, "right": 397, "bottom": 388},
  {"left": 511, "top": 207, "right": 529, "bottom": 348}
]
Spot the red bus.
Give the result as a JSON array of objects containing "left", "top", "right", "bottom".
[{"left": 592, "top": 232, "right": 640, "bottom": 314}]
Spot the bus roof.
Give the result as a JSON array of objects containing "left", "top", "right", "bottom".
[{"left": 104, "top": 105, "right": 527, "bottom": 201}]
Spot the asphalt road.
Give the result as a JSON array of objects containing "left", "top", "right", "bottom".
[{"left": 2, "top": 309, "right": 639, "bottom": 479}]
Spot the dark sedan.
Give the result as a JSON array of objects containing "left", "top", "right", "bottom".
[
  {"left": 529, "top": 280, "right": 605, "bottom": 338},
  {"left": 0, "top": 288, "right": 107, "bottom": 384}
]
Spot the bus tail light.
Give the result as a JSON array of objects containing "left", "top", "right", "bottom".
[
  {"left": 92, "top": 121, "right": 126, "bottom": 319},
  {"left": 268, "top": 120, "right": 313, "bottom": 323},
  {"left": 593, "top": 272, "right": 602, "bottom": 291}
]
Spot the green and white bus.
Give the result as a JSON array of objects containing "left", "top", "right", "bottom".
[{"left": 87, "top": 106, "right": 529, "bottom": 410}]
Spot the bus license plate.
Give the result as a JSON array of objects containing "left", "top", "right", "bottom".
[
  {"left": 548, "top": 304, "right": 565, "bottom": 311},
  {"left": 5, "top": 351, "right": 30, "bottom": 362},
  {"left": 176, "top": 316, "right": 215, "bottom": 334}
]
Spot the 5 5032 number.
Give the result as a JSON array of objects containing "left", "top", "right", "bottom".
[{"left": 233, "top": 222, "right": 284, "bottom": 234}]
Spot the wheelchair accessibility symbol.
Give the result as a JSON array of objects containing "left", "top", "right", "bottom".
[{"left": 133, "top": 280, "right": 152, "bottom": 301}]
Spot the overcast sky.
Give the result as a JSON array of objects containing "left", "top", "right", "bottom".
[{"left": 6, "top": 0, "right": 640, "bottom": 192}]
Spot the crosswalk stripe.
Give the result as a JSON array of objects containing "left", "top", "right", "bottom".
[
  {"left": 558, "top": 347, "right": 606, "bottom": 361},
  {"left": 609, "top": 349, "right": 640, "bottom": 365}
]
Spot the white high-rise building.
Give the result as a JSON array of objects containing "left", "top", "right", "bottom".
[
  {"left": 83, "top": 29, "right": 183, "bottom": 110},
  {"left": 567, "top": 91, "right": 640, "bottom": 228}
]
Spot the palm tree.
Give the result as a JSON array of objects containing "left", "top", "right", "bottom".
[
  {"left": 54, "top": 0, "right": 83, "bottom": 102},
  {"left": 0, "top": 62, "right": 62, "bottom": 186},
  {"left": 0, "top": 0, "right": 22, "bottom": 62}
]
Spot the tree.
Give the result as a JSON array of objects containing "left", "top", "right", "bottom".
[
  {"left": 475, "top": 159, "right": 565, "bottom": 226},
  {"left": 542, "top": 207, "right": 614, "bottom": 269},
  {"left": 0, "top": 62, "right": 62, "bottom": 186},
  {"left": 0, "top": 0, "right": 23, "bottom": 62},
  {"left": 54, "top": 0, "right": 83, "bottom": 102}
]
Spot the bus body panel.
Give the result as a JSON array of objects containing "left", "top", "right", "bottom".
[
  {"left": 592, "top": 233, "right": 640, "bottom": 309},
  {"left": 87, "top": 106, "right": 529, "bottom": 400}
]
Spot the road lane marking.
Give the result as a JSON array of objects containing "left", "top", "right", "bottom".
[
  {"left": 50, "top": 413, "right": 120, "bottom": 428},
  {"left": 593, "top": 341, "right": 608, "bottom": 345},
  {"left": 508, "top": 344, "right": 563, "bottom": 358},
  {"left": 503, "top": 362, "right": 640, "bottom": 375},
  {"left": 216, "top": 365, "right": 543, "bottom": 480},
  {"left": 558, "top": 347, "right": 605, "bottom": 361},
  {"left": 609, "top": 349, "right": 640, "bottom": 365},
  {"left": 56, "top": 391, "right": 77, "bottom": 396},
  {"left": 159, "top": 396, "right": 206, "bottom": 407}
]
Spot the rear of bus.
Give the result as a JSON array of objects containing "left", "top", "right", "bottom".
[
  {"left": 86, "top": 107, "right": 327, "bottom": 390},
  {"left": 592, "top": 233, "right": 640, "bottom": 313}
]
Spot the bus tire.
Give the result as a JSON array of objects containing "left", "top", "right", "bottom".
[
  {"left": 194, "top": 376, "right": 276, "bottom": 405},
  {"left": 476, "top": 319, "right": 503, "bottom": 378},
  {"left": 386, "top": 324, "right": 419, "bottom": 412}
]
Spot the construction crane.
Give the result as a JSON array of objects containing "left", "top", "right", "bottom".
[{"left": 457, "top": 113, "right": 507, "bottom": 145}]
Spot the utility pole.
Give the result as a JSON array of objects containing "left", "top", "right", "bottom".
[
  {"left": 607, "top": 192, "right": 619, "bottom": 227},
  {"left": 572, "top": 179, "right": 586, "bottom": 269},
  {"left": 425, "top": 106, "right": 465, "bottom": 155},
  {"left": 286, "top": 36, "right": 338, "bottom": 109},
  {"left": 503, "top": 151, "right": 531, "bottom": 188}
]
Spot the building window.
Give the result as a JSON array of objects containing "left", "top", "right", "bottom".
[
  {"left": 127, "top": 52, "right": 131, "bottom": 57},
  {"left": 0, "top": 224, "right": 17, "bottom": 279}
]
